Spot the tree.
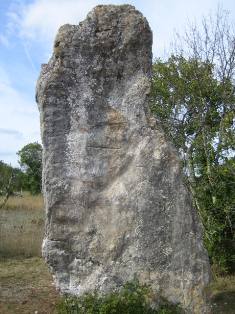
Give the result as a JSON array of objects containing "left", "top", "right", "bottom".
[
  {"left": 17, "top": 142, "right": 42, "bottom": 195},
  {"left": 0, "top": 161, "right": 25, "bottom": 208},
  {"left": 151, "top": 9, "right": 235, "bottom": 273}
]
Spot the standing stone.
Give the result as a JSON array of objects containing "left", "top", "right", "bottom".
[{"left": 37, "top": 5, "right": 210, "bottom": 313}]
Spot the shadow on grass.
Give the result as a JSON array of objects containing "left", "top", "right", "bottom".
[{"left": 211, "top": 291, "right": 235, "bottom": 314}]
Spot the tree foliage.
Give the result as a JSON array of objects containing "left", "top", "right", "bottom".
[
  {"left": 151, "top": 9, "right": 235, "bottom": 273},
  {"left": 0, "top": 161, "right": 24, "bottom": 194},
  {"left": 17, "top": 142, "right": 42, "bottom": 195}
]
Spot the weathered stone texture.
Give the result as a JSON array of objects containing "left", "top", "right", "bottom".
[{"left": 37, "top": 5, "right": 210, "bottom": 313}]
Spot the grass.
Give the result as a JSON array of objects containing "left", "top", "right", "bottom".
[
  {"left": 0, "top": 193, "right": 60, "bottom": 313},
  {"left": 0, "top": 192, "right": 44, "bottom": 211},
  {"left": 0, "top": 193, "right": 44, "bottom": 258}
]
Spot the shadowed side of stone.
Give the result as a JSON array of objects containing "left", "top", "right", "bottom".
[{"left": 36, "top": 5, "right": 211, "bottom": 313}]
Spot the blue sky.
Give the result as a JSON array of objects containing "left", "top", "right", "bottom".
[{"left": 0, "top": 0, "right": 234, "bottom": 166}]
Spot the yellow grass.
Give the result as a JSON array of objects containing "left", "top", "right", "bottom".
[
  {"left": 207, "top": 275, "right": 235, "bottom": 297},
  {"left": 0, "top": 193, "right": 45, "bottom": 257},
  {"left": 0, "top": 192, "right": 44, "bottom": 211}
]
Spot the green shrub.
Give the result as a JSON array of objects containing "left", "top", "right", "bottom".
[{"left": 57, "top": 280, "right": 182, "bottom": 314}]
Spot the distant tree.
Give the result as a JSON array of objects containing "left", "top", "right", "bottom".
[
  {"left": 151, "top": 8, "right": 235, "bottom": 273},
  {"left": 17, "top": 142, "right": 42, "bottom": 195},
  {"left": 0, "top": 161, "right": 24, "bottom": 208}
]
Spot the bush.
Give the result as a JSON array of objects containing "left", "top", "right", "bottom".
[{"left": 57, "top": 280, "right": 182, "bottom": 314}]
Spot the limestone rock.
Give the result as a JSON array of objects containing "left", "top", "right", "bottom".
[{"left": 37, "top": 5, "right": 210, "bottom": 313}]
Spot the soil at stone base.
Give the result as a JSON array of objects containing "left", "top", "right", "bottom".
[{"left": 0, "top": 257, "right": 60, "bottom": 314}]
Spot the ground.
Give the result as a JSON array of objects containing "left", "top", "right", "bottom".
[
  {"left": 0, "top": 257, "right": 60, "bottom": 314},
  {"left": 208, "top": 275, "right": 235, "bottom": 314}
]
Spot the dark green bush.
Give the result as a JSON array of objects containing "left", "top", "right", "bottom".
[{"left": 57, "top": 280, "right": 182, "bottom": 314}]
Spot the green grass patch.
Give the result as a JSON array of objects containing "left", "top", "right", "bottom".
[{"left": 57, "top": 280, "right": 182, "bottom": 314}]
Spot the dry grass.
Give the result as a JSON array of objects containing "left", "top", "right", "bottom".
[
  {"left": 0, "top": 193, "right": 44, "bottom": 258},
  {"left": 208, "top": 275, "right": 235, "bottom": 297},
  {"left": 0, "top": 192, "right": 44, "bottom": 211},
  {"left": 0, "top": 194, "right": 60, "bottom": 313}
]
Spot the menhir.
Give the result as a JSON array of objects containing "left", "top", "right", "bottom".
[{"left": 36, "top": 5, "right": 211, "bottom": 313}]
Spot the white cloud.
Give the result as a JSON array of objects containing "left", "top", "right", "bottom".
[
  {"left": 4, "top": 0, "right": 165, "bottom": 56},
  {"left": 1, "top": 0, "right": 207, "bottom": 58},
  {"left": 20, "top": 0, "right": 91, "bottom": 41},
  {"left": 0, "top": 66, "right": 40, "bottom": 166},
  {"left": 11, "top": 0, "right": 124, "bottom": 43},
  {"left": 3, "top": 0, "right": 235, "bottom": 56}
]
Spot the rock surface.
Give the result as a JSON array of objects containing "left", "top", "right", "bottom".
[{"left": 37, "top": 5, "right": 210, "bottom": 313}]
